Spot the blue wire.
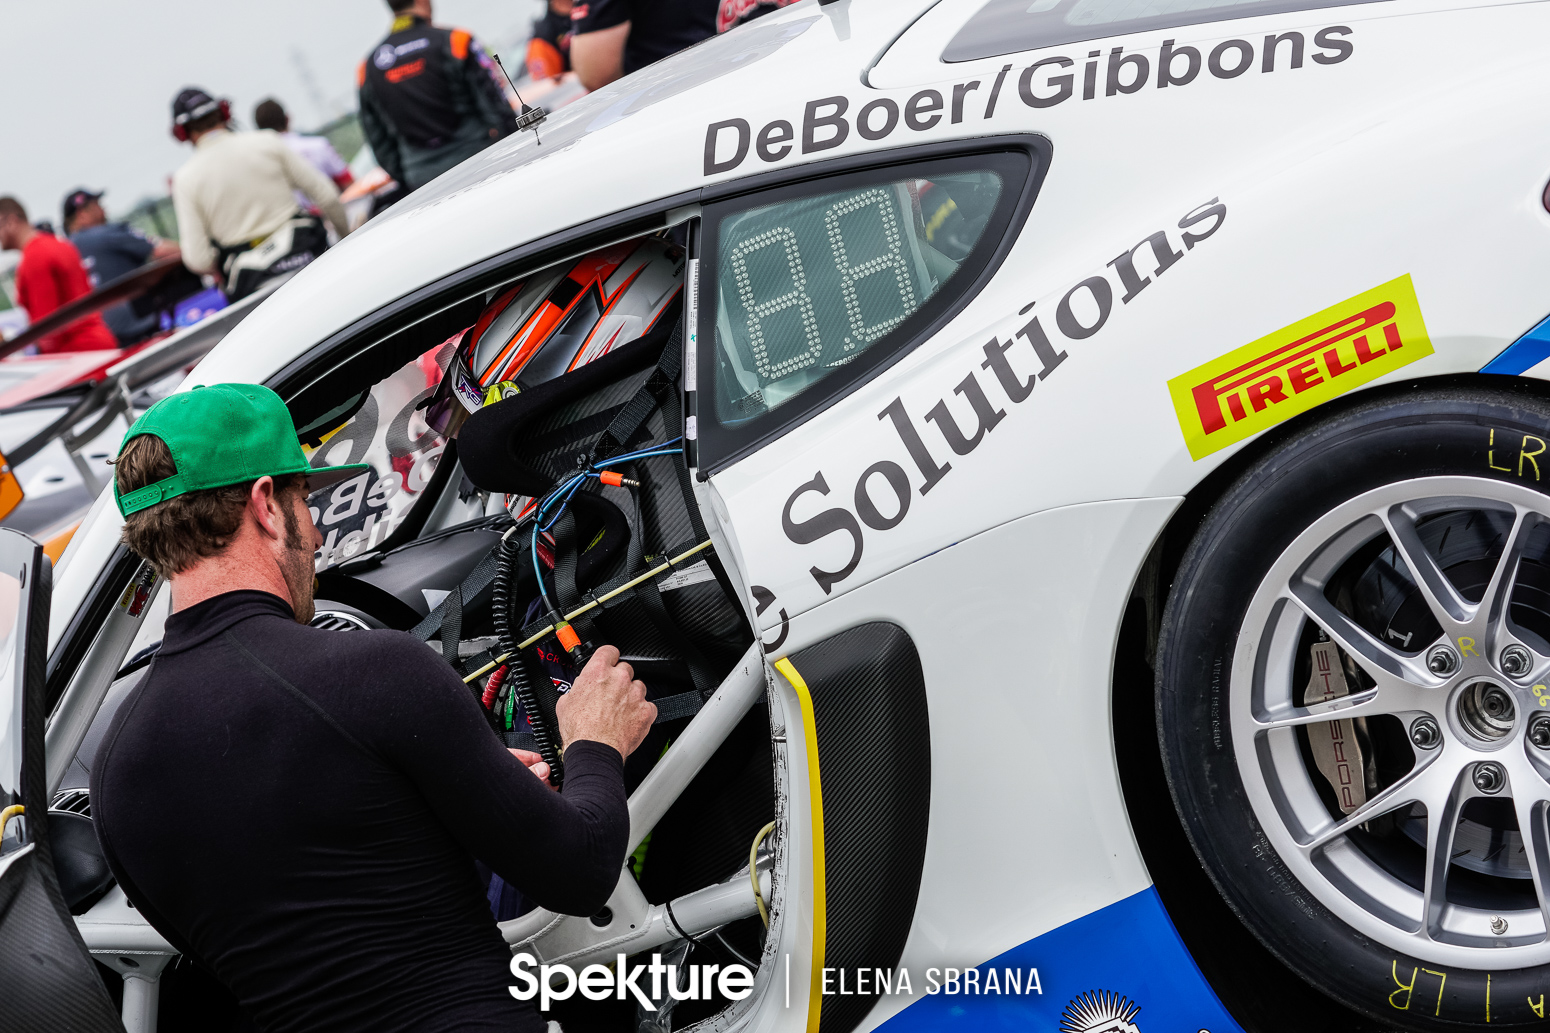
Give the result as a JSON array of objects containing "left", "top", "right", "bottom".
[
  {"left": 595, "top": 439, "right": 683, "bottom": 466},
  {"left": 598, "top": 447, "right": 683, "bottom": 467},
  {"left": 524, "top": 438, "right": 686, "bottom": 611},
  {"left": 540, "top": 475, "right": 587, "bottom": 532},
  {"left": 531, "top": 471, "right": 585, "bottom": 605}
]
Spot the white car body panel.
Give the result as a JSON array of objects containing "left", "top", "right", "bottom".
[{"left": 771, "top": 497, "right": 1176, "bottom": 1028}]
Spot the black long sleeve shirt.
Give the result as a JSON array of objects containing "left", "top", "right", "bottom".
[{"left": 91, "top": 590, "right": 628, "bottom": 1033}]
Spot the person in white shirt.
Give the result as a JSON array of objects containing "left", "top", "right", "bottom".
[
  {"left": 169, "top": 88, "right": 351, "bottom": 300},
  {"left": 252, "top": 98, "right": 356, "bottom": 193}
]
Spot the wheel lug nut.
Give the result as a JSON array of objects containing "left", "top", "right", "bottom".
[
  {"left": 1410, "top": 717, "right": 1442, "bottom": 749},
  {"left": 1531, "top": 716, "right": 1550, "bottom": 749},
  {"left": 1428, "top": 645, "right": 1460, "bottom": 676},
  {"left": 1474, "top": 762, "right": 1506, "bottom": 794},
  {"left": 1502, "top": 645, "right": 1534, "bottom": 679}
]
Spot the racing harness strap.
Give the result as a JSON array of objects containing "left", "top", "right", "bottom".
[
  {"left": 594, "top": 323, "right": 711, "bottom": 550},
  {"left": 410, "top": 544, "right": 500, "bottom": 655},
  {"left": 594, "top": 331, "right": 683, "bottom": 461}
]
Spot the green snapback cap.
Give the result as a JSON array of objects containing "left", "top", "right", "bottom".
[{"left": 114, "top": 383, "right": 370, "bottom": 517}]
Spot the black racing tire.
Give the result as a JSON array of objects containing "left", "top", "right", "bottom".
[{"left": 1158, "top": 384, "right": 1550, "bottom": 1030}]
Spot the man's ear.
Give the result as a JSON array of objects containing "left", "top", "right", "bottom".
[{"left": 247, "top": 476, "right": 286, "bottom": 543}]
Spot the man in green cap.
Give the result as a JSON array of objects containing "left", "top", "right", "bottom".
[
  {"left": 110, "top": 383, "right": 365, "bottom": 619},
  {"left": 91, "top": 383, "right": 656, "bottom": 1033}
]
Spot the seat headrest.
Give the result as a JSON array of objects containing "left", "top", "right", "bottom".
[{"left": 458, "top": 317, "right": 676, "bottom": 496}]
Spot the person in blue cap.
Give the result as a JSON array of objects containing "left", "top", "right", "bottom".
[{"left": 63, "top": 189, "right": 182, "bottom": 346}]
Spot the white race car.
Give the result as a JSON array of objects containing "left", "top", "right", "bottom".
[{"left": 8, "top": 1, "right": 1550, "bottom": 1031}]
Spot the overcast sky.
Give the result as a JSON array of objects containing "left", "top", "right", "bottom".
[{"left": 0, "top": 0, "right": 541, "bottom": 224}]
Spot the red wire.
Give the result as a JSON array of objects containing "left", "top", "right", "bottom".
[{"left": 482, "top": 665, "right": 509, "bottom": 710}]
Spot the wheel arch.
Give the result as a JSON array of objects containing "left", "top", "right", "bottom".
[{"left": 1145, "top": 372, "right": 1550, "bottom": 648}]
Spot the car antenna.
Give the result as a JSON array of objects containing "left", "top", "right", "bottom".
[{"left": 493, "top": 54, "right": 545, "bottom": 145}]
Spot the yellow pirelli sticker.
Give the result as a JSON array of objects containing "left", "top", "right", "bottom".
[{"left": 1168, "top": 274, "right": 1433, "bottom": 460}]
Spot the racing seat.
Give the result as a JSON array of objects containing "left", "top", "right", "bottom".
[{"left": 438, "top": 312, "right": 752, "bottom": 784}]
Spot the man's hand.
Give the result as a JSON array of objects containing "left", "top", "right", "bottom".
[
  {"left": 508, "top": 749, "right": 555, "bottom": 789},
  {"left": 555, "top": 646, "right": 656, "bottom": 761}
]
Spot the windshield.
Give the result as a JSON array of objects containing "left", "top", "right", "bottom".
[{"left": 942, "top": 0, "right": 1386, "bottom": 62}]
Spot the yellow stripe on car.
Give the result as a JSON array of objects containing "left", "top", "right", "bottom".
[{"left": 773, "top": 656, "right": 825, "bottom": 1033}]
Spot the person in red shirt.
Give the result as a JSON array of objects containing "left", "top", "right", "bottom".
[{"left": 0, "top": 195, "right": 119, "bottom": 353}]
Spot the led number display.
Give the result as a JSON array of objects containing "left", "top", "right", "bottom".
[{"left": 714, "top": 170, "right": 1002, "bottom": 425}]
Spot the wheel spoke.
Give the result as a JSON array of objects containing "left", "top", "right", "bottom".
[
  {"left": 1304, "top": 753, "right": 1451, "bottom": 851},
  {"left": 1380, "top": 504, "right": 1474, "bottom": 631},
  {"left": 1471, "top": 508, "right": 1534, "bottom": 650},
  {"left": 1286, "top": 582, "right": 1424, "bottom": 691},
  {"left": 1419, "top": 764, "right": 1471, "bottom": 940},
  {"left": 1509, "top": 756, "right": 1550, "bottom": 939},
  {"left": 1254, "top": 683, "right": 1430, "bottom": 730}
]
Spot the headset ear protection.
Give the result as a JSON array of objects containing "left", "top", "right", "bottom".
[{"left": 171, "top": 98, "right": 231, "bottom": 142}]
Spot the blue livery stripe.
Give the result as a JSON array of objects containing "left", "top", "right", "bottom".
[
  {"left": 1482, "top": 314, "right": 1550, "bottom": 375},
  {"left": 874, "top": 887, "right": 1243, "bottom": 1033}
]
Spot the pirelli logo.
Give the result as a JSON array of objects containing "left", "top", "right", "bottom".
[{"left": 1168, "top": 275, "right": 1433, "bottom": 460}]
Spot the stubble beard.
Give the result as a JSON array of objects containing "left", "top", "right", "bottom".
[{"left": 280, "top": 493, "right": 317, "bottom": 625}]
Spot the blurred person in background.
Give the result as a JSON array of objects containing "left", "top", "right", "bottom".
[
  {"left": 527, "top": 0, "right": 573, "bottom": 80},
  {"left": 568, "top": 0, "right": 717, "bottom": 91},
  {"left": 715, "top": 0, "right": 801, "bottom": 32},
  {"left": 357, "top": 0, "right": 517, "bottom": 197},
  {"left": 170, "top": 88, "right": 350, "bottom": 301},
  {"left": 252, "top": 99, "right": 355, "bottom": 192},
  {"left": 0, "top": 196, "right": 118, "bottom": 353},
  {"left": 64, "top": 189, "right": 182, "bottom": 347}
]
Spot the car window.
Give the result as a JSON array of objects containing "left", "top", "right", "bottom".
[
  {"left": 713, "top": 170, "right": 1000, "bottom": 423},
  {"left": 700, "top": 150, "right": 1029, "bottom": 469},
  {"left": 304, "top": 337, "right": 457, "bottom": 570},
  {"left": 943, "top": 0, "right": 1386, "bottom": 62}
]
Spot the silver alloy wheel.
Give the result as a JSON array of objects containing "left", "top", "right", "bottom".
[{"left": 1233, "top": 475, "right": 1550, "bottom": 970}]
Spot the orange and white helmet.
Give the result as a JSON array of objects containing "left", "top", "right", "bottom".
[{"left": 427, "top": 237, "right": 684, "bottom": 437}]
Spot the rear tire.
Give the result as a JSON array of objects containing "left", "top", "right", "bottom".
[{"left": 1159, "top": 386, "right": 1550, "bottom": 1029}]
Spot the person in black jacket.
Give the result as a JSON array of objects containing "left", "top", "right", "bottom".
[
  {"left": 93, "top": 384, "right": 656, "bottom": 1033},
  {"left": 358, "top": 0, "right": 518, "bottom": 195}
]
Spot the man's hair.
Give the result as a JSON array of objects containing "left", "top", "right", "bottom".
[
  {"left": 253, "top": 98, "right": 288, "bottom": 132},
  {"left": 386, "top": 0, "right": 416, "bottom": 12},
  {"left": 115, "top": 434, "right": 307, "bottom": 577},
  {"left": 0, "top": 197, "right": 25, "bottom": 223},
  {"left": 187, "top": 109, "right": 227, "bottom": 136}
]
